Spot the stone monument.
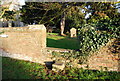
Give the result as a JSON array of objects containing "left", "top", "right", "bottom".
[{"left": 70, "top": 28, "right": 77, "bottom": 37}]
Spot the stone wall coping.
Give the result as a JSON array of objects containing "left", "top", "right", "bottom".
[
  {"left": 28, "top": 24, "right": 46, "bottom": 30},
  {"left": 0, "top": 24, "right": 46, "bottom": 32}
]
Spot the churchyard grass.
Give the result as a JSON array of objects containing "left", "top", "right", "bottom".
[
  {"left": 47, "top": 33, "right": 79, "bottom": 49},
  {"left": 2, "top": 56, "right": 120, "bottom": 79}
]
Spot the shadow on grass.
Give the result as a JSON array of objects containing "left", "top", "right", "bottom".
[
  {"left": 2, "top": 57, "right": 33, "bottom": 79},
  {"left": 2, "top": 57, "right": 120, "bottom": 79},
  {"left": 2, "top": 57, "right": 47, "bottom": 79},
  {"left": 47, "top": 37, "right": 79, "bottom": 50}
]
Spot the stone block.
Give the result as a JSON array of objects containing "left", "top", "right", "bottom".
[
  {"left": 8, "top": 21, "right": 12, "bottom": 27},
  {"left": 52, "top": 61, "right": 65, "bottom": 71},
  {"left": 70, "top": 28, "right": 76, "bottom": 37},
  {"left": 0, "top": 21, "right": 3, "bottom": 27},
  {"left": 3, "top": 21, "right": 8, "bottom": 27}
]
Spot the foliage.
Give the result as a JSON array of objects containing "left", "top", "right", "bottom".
[
  {"left": 0, "top": 0, "right": 25, "bottom": 19},
  {"left": 2, "top": 11, "right": 17, "bottom": 20},
  {"left": 86, "top": 2, "right": 119, "bottom": 22},
  {"left": 51, "top": 51, "right": 87, "bottom": 65},
  {"left": 77, "top": 24, "right": 111, "bottom": 57},
  {"left": 20, "top": 2, "right": 86, "bottom": 34},
  {"left": 96, "top": 18, "right": 120, "bottom": 38},
  {"left": 2, "top": 57, "right": 120, "bottom": 79},
  {"left": 65, "top": 13, "right": 85, "bottom": 29},
  {"left": 20, "top": 2, "right": 63, "bottom": 25},
  {"left": 65, "top": 5, "right": 86, "bottom": 30},
  {"left": 85, "top": 2, "right": 120, "bottom": 38},
  {"left": 0, "top": 6, "right": 17, "bottom": 21},
  {"left": 0, "top": 31, "right": 4, "bottom": 34}
]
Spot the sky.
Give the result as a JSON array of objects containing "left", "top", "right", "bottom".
[
  {"left": 1, "top": 0, "right": 25, "bottom": 6},
  {"left": 1, "top": 0, "right": 25, "bottom": 11}
]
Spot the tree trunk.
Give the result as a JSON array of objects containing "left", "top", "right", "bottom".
[{"left": 60, "top": 12, "right": 65, "bottom": 36}]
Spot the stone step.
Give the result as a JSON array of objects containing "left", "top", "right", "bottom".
[
  {"left": 44, "top": 60, "right": 65, "bottom": 72},
  {"left": 46, "top": 47, "right": 73, "bottom": 53},
  {"left": 52, "top": 61, "right": 65, "bottom": 72}
]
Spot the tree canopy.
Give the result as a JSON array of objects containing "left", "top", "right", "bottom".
[
  {"left": 1, "top": 1, "right": 119, "bottom": 35},
  {"left": 0, "top": 0, "right": 25, "bottom": 19}
]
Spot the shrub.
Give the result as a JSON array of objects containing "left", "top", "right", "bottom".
[
  {"left": 52, "top": 24, "right": 112, "bottom": 64},
  {"left": 77, "top": 24, "right": 111, "bottom": 57},
  {"left": 2, "top": 57, "right": 120, "bottom": 79},
  {"left": 96, "top": 18, "right": 120, "bottom": 38}
]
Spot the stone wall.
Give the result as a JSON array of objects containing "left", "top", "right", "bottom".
[
  {"left": 87, "top": 39, "right": 120, "bottom": 71},
  {"left": 0, "top": 25, "right": 51, "bottom": 64}
]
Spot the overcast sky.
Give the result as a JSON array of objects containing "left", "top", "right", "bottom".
[{"left": 1, "top": 0, "right": 25, "bottom": 5}]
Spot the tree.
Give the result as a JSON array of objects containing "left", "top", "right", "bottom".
[
  {"left": 85, "top": 2, "right": 120, "bottom": 38},
  {"left": 59, "top": 2, "right": 86, "bottom": 35},
  {"left": 20, "top": 2, "right": 86, "bottom": 35},
  {"left": 0, "top": 0, "right": 25, "bottom": 19},
  {"left": 65, "top": 5, "right": 86, "bottom": 30},
  {"left": 85, "top": 2, "right": 120, "bottom": 24},
  {"left": 20, "top": 2, "right": 62, "bottom": 24},
  {"left": 60, "top": 12, "right": 65, "bottom": 35}
]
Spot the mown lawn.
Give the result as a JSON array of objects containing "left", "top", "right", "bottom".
[
  {"left": 47, "top": 33, "right": 79, "bottom": 49},
  {"left": 2, "top": 57, "right": 120, "bottom": 79}
]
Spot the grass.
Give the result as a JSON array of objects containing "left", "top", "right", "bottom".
[
  {"left": 0, "top": 31, "right": 4, "bottom": 34},
  {"left": 47, "top": 33, "right": 79, "bottom": 49},
  {"left": 2, "top": 56, "right": 120, "bottom": 79}
]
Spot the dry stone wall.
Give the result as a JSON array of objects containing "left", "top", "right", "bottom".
[
  {"left": 0, "top": 25, "right": 51, "bottom": 63},
  {"left": 87, "top": 39, "right": 120, "bottom": 72}
]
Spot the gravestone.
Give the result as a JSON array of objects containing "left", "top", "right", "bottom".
[
  {"left": 8, "top": 21, "right": 12, "bottom": 27},
  {"left": 0, "top": 21, "right": 3, "bottom": 27},
  {"left": 20, "top": 22, "right": 24, "bottom": 27},
  {"left": 14, "top": 21, "right": 19, "bottom": 27},
  {"left": 3, "top": 21, "right": 8, "bottom": 27},
  {"left": 70, "top": 28, "right": 76, "bottom": 37}
]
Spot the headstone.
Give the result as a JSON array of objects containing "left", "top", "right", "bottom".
[
  {"left": 20, "top": 22, "right": 24, "bottom": 27},
  {"left": 0, "top": 21, "right": 3, "bottom": 27},
  {"left": 17, "top": 21, "right": 20, "bottom": 27},
  {"left": 3, "top": 21, "right": 8, "bottom": 27},
  {"left": 14, "top": 21, "right": 19, "bottom": 27},
  {"left": 70, "top": 28, "right": 77, "bottom": 37},
  {"left": 8, "top": 21, "right": 12, "bottom": 27}
]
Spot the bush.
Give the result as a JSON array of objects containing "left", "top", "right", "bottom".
[
  {"left": 52, "top": 24, "right": 112, "bottom": 64},
  {"left": 96, "top": 18, "right": 120, "bottom": 38},
  {"left": 77, "top": 24, "right": 111, "bottom": 57}
]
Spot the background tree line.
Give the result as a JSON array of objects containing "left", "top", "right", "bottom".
[{"left": 1, "top": 2, "right": 120, "bottom": 36}]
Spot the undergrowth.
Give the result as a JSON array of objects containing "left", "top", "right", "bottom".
[{"left": 2, "top": 57, "right": 120, "bottom": 79}]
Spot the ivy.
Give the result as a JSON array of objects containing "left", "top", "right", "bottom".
[
  {"left": 96, "top": 18, "right": 120, "bottom": 38},
  {"left": 77, "top": 24, "right": 111, "bottom": 57}
]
